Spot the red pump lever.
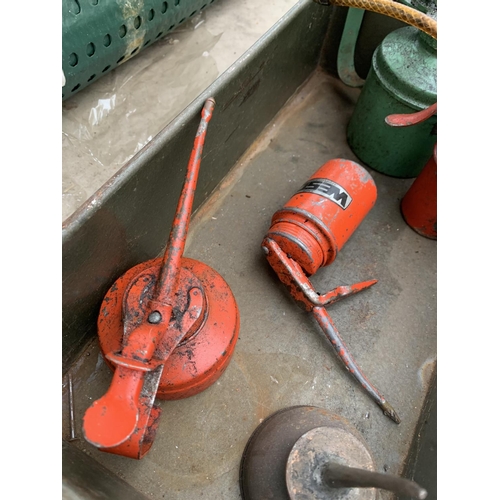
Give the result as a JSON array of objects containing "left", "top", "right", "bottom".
[
  {"left": 83, "top": 98, "right": 216, "bottom": 458},
  {"left": 262, "top": 237, "right": 399, "bottom": 424}
]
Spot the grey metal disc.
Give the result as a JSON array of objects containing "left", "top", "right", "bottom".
[{"left": 286, "top": 426, "right": 376, "bottom": 500}]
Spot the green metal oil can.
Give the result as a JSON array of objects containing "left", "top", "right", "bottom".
[{"left": 347, "top": 25, "right": 436, "bottom": 178}]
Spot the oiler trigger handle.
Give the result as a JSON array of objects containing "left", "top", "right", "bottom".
[
  {"left": 83, "top": 360, "right": 164, "bottom": 459},
  {"left": 385, "top": 102, "right": 437, "bottom": 127},
  {"left": 262, "top": 237, "right": 377, "bottom": 311},
  {"left": 318, "top": 279, "right": 378, "bottom": 305},
  {"left": 83, "top": 319, "right": 168, "bottom": 454},
  {"left": 263, "top": 237, "right": 400, "bottom": 424},
  {"left": 83, "top": 365, "right": 142, "bottom": 449}
]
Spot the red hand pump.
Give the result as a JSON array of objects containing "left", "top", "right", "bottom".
[{"left": 83, "top": 98, "right": 240, "bottom": 459}]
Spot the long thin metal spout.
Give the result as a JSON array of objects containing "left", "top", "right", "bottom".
[
  {"left": 312, "top": 306, "right": 400, "bottom": 424},
  {"left": 156, "top": 97, "right": 216, "bottom": 304},
  {"left": 322, "top": 462, "right": 427, "bottom": 499}
]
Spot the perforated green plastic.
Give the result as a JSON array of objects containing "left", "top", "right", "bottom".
[{"left": 62, "top": 0, "right": 218, "bottom": 100}]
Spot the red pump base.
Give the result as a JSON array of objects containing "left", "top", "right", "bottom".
[
  {"left": 83, "top": 256, "right": 239, "bottom": 459},
  {"left": 97, "top": 256, "right": 240, "bottom": 400},
  {"left": 82, "top": 98, "right": 240, "bottom": 460}
]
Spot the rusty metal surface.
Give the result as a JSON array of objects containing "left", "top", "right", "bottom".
[
  {"left": 320, "top": 462, "right": 427, "bottom": 499},
  {"left": 62, "top": 0, "right": 333, "bottom": 375},
  {"left": 286, "top": 426, "right": 376, "bottom": 500},
  {"left": 312, "top": 306, "right": 399, "bottom": 423}
]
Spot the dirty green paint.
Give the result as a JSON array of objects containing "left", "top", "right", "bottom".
[
  {"left": 62, "top": 0, "right": 218, "bottom": 100},
  {"left": 347, "top": 26, "right": 436, "bottom": 178}
]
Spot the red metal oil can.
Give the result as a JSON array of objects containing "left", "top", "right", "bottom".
[
  {"left": 261, "top": 159, "right": 400, "bottom": 423},
  {"left": 400, "top": 144, "right": 437, "bottom": 239},
  {"left": 82, "top": 98, "right": 240, "bottom": 459},
  {"left": 266, "top": 159, "right": 377, "bottom": 275}
]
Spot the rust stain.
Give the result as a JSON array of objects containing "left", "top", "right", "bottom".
[
  {"left": 418, "top": 356, "right": 436, "bottom": 388},
  {"left": 120, "top": 0, "right": 146, "bottom": 63}
]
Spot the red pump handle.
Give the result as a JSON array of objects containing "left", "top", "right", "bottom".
[{"left": 385, "top": 102, "right": 437, "bottom": 127}]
